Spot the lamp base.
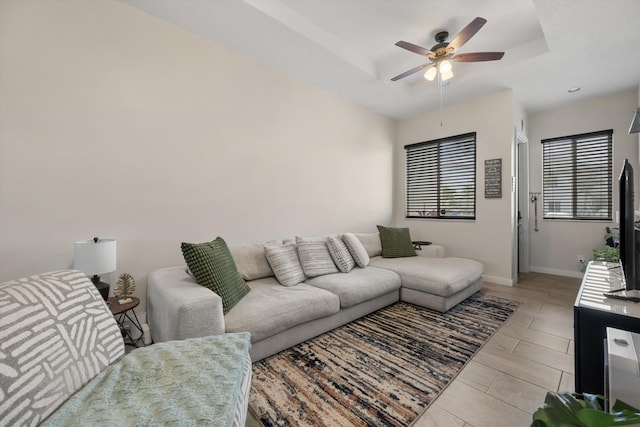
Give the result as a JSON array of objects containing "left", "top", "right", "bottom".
[
  {"left": 94, "top": 281, "right": 110, "bottom": 301},
  {"left": 90, "top": 274, "right": 110, "bottom": 300}
]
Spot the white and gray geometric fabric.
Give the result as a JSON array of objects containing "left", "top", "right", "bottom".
[
  {"left": 327, "top": 236, "right": 356, "bottom": 273},
  {"left": 0, "top": 270, "right": 124, "bottom": 426}
]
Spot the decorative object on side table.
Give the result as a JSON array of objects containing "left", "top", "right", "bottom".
[
  {"left": 114, "top": 272, "right": 136, "bottom": 300},
  {"left": 73, "top": 237, "right": 116, "bottom": 300}
]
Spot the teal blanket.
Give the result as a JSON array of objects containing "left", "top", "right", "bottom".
[{"left": 42, "top": 332, "right": 251, "bottom": 427}]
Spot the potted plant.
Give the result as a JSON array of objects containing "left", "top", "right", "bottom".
[{"left": 531, "top": 392, "right": 640, "bottom": 427}]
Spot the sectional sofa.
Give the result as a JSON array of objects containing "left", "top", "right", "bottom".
[{"left": 148, "top": 231, "right": 484, "bottom": 362}]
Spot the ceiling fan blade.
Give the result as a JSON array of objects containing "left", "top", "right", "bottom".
[
  {"left": 447, "top": 17, "right": 487, "bottom": 52},
  {"left": 452, "top": 52, "right": 504, "bottom": 62},
  {"left": 391, "top": 63, "right": 430, "bottom": 81},
  {"left": 395, "top": 41, "right": 434, "bottom": 57}
]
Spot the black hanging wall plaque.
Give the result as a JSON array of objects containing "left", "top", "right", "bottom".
[{"left": 484, "top": 158, "right": 502, "bottom": 199}]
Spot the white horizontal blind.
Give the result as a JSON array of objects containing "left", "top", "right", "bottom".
[
  {"left": 405, "top": 132, "right": 476, "bottom": 219},
  {"left": 542, "top": 130, "right": 612, "bottom": 220}
]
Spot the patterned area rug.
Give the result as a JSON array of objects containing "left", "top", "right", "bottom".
[{"left": 249, "top": 292, "right": 519, "bottom": 427}]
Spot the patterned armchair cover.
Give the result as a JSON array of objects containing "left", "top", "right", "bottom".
[{"left": 0, "top": 270, "right": 124, "bottom": 426}]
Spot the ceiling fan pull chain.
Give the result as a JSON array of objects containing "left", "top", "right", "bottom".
[{"left": 440, "top": 74, "right": 443, "bottom": 127}]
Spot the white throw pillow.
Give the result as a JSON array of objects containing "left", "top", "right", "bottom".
[
  {"left": 264, "top": 243, "right": 306, "bottom": 286},
  {"left": 296, "top": 236, "right": 339, "bottom": 277},
  {"left": 327, "top": 236, "right": 356, "bottom": 273},
  {"left": 353, "top": 232, "right": 382, "bottom": 258},
  {"left": 342, "top": 233, "right": 370, "bottom": 268}
]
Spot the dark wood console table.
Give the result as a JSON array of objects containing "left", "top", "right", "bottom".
[{"left": 574, "top": 261, "right": 640, "bottom": 395}]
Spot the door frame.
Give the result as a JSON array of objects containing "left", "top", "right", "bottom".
[{"left": 515, "top": 130, "right": 530, "bottom": 276}]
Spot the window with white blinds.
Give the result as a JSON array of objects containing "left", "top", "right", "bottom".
[
  {"left": 405, "top": 132, "right": 476, "bottom": 219},
  {"left": 542, "top": 129, "right": 613, "bottom": 220}
]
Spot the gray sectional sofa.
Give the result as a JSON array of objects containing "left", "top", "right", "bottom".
[{"left": 147, "top": 232, "right": 483, "bottom": 362}]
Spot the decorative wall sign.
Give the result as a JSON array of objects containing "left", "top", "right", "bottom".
[{"left": 484, "top": 158, "right": 502, "bottom": 198}]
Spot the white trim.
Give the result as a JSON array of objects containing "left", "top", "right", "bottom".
[
  {"left": 529, "top": 265, "right": 585, "bottom": 279},
  {"left": 482, "top": 274, "right": 515, "bottom": 286}
]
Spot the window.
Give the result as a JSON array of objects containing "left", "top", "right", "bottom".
[
  {"left": 542, "top": 129, "right": 612, "bottom": 220},
  {"left": 405, "top": 132, "right": 476, "bottom": 219}
]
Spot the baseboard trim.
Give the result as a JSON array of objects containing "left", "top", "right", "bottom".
[
  {"left": 482, "top": 275, "right": 515, "bottom": 287},
  {"left": 529, "top": 265, "right": 584, "bottom": 279}
]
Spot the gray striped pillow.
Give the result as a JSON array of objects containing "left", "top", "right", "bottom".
[
  {"left": 264, "top": 242, "right": 306, "bottom": 286},
  {"left": 296, "top": 236, "right": 339, "bottom": 277},
  {"left": 327, "top": 236, "right": 356, "bottom": 273}
]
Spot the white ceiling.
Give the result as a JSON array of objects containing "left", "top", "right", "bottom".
[{"left": 123, "top": 0, "right": 640, "bottom": 119}]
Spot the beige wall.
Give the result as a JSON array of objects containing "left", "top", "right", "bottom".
[
  {"left": 528, "top": 90, "right": 639, "bottom": 277},
  {"left": 0, "top": 1, "right": 395, "bottom": 309},
  {"left": 394, "top": 90, "right": 516, "bottom": 285}
]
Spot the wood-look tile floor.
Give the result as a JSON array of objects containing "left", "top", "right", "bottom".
[
  {"left": 246, "top": 272, "right": 581, "bottom": 427},
  {"left": 414, "top": 272, "right": 580, "bottom": 427}
]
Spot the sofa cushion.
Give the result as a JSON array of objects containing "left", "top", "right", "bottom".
[
  {"left": 304, "top": 267, "right": 401, "bottom": 308},
  {"left": 377, "top": 225, "right": 417, "bottom": 258},
  {"left": 264, "top": 242, "right": 306, "bottom": 287},
  {"left": 342, "top": 233, "right": 370, "bottom": 267},
  {"left": 224, "top": 278, "right": 340, "bottom": 342},
  {"left": 230, "top": 243, "right": 274, "bottom": 280},
  {"left": 181, "top": 237, "right": 251, "bottom": 314},
  {"left": 296, "top": 236, "right": 339, "bottom": 277},
  {"left": 327, "top": 236, "right": 356, "bottom": 273},
  {"left": 369, "top": 256, "right": 483, "bottom": 297},
  {"left": 353, "top": 232, "right": 382, "bottom": 258}
]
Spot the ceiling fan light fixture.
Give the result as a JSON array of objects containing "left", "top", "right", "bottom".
[
  {"left": 424, "top": 66, "right": 437, "bottom": 81},
  {"left": 441, "top": 69, "right": 454, "bottom": 81},
  {"left": 439, "top": 60, "right": 452, "bottom": 74}
]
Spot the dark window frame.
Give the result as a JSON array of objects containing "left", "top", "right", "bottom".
[
  {"left": 542, "top": 129, "right": 613, "bottom": 221},
  {"left": 405, "top": 132, "right": 476, "bottom": 220}
]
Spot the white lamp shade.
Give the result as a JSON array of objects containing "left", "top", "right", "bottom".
[
  {"left": 73, "top": 239, "right": 116, "bottom": 275},
  {"left": 438, "top": 60, "right": 452, "bottom": 74},
  {"left": 441, "top": 69, "right": 454, "bottom": 81},
  {"left": 424, "top": 66, "right": 437, "bottom": 81}
]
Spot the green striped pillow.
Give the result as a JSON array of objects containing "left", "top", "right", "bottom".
[
  {"left": 377, "top": 225, "right": 417, "bottom": 258},
  {"left": 181, "top": 237, "right": 250, "bottom": 314}
]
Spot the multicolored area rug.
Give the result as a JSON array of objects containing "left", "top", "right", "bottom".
[{"left": 249, "top": 292, "right": 519, "bottom": 427}]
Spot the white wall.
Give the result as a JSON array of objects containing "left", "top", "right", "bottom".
[
  {"left": 394, "top": 90, "right": 515, "bottom": 285},
  {"left": 0, "top": 0, "right": 395, "bottom": 310},
  {"left": 528, "top": 90, "right": 639, "bottom": 277}
]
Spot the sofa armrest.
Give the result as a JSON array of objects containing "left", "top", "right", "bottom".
[
  {"left": 415, "top": 244, "right": 445, "bottom": 258},
  {"left": 147, "top": 266, "right": 225, "bottom": 343}
]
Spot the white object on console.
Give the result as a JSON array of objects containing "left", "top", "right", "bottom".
[{"left": 607, "top": 327, "right": 640, "bottom": 409}]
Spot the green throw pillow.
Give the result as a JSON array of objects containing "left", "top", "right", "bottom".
[
  {"left": 181, "top": 237, "right": 250, "bottom": 314},
  {"left": 377, "top": 225, "right": 417, "bottom": 258}
]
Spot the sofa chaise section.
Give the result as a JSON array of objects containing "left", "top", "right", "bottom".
[{"left": 369, "top": 255, "right": 483, "bottom": 312}]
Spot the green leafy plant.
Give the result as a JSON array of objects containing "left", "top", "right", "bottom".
[
  {"left": 531, "top": 392, "right": 640, "bottom": 427},
  {"left": 592, "top": 246, "right": 620, "bottom": 262}
]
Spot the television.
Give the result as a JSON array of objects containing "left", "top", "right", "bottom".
[{"left": 619, "top": 159, "right": 636, "bottom": 290}]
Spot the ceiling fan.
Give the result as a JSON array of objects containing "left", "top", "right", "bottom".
[{"left": 391, "top": 17, "right": 504, "bottom": 83}]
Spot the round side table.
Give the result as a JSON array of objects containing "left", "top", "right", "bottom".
[{"left": 107, "top": 297, "right": 144, "bottom": 347}]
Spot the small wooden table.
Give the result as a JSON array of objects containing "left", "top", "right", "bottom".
[{"left": 107, "top": 296, "right": 144, "bottom": 347}]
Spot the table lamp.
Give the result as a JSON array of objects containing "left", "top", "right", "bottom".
[{"left": 73, "top": 237, "right": 116, "bottom": 300}]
